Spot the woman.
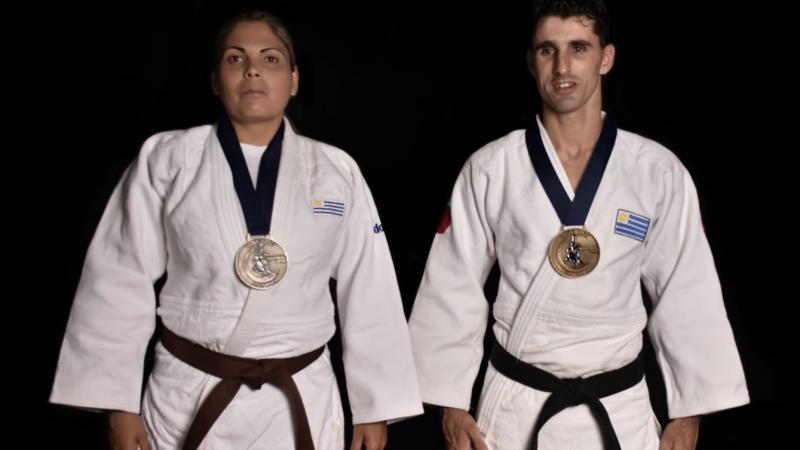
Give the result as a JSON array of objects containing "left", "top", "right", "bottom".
[{"left": 50, "top": 10, "right": 422, "bottom": 450}]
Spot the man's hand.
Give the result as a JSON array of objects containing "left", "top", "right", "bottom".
[
  {"left": 351, "top": 421, "right": 388, "bottom": 450},
  {"left": 659, "top": 416, "right": 700, "bottom": 450},
  {"left": 442, "top": 407, "right": 489, "bottom": 450}
]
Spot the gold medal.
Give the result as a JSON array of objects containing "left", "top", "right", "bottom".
[
  {"left": 548, "top": 226, "right": 600, "bottom": 278},
  {"left": 234, "top": 235, "right": 288, "bottom": 289}
]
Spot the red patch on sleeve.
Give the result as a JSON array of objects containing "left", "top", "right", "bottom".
[{"left": 437, "top": 206, "right": 451, "bottom": 233}]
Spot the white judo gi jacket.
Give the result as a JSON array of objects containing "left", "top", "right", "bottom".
[
  {"left": 51, "top": 118, "right": 423, "bottom": 449},
  {"left": 409, "top": 116, "right": 749, "bottom": 449}
]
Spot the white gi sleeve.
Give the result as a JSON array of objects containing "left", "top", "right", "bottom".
[
  {"left": 50, "top": 132, "right": 175, "bottom": 413},
  {"left": 641, "top": 158, "right": 750, "bottom": 419},
  {"left": 408, "top": 158, "right": 497, "bottom": 410},
  {"left": 331, "top": 161, "right": 423, "bottom": 424}
]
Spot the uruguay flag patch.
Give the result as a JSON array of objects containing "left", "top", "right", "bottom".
[
  {"left": 615, "top": 209, "right": 650, "bottom": 242},
  {"left": 313, "top": 199, "right": 345, "bottom": 217}
]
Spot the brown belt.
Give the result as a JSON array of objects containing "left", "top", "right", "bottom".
[{"left": 160, "top": 327, "right": 324, "bottom": 450}]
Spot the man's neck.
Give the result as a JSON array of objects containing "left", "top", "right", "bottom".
[{"left": 541, "top": 107, "right": 603, "bottom": 161}]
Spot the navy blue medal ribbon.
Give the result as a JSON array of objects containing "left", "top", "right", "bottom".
[
  {"left": 525, "top": 116, "right": 617, "bottom": 226},
  {"left": 216, "top": 114, "right": 285, "bottom": 236}
]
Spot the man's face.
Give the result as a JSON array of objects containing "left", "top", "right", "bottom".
[
  {"left": 527, "top": 15, "right": 615, "bottom": 115},
  {"left": 214, "top": 20, "right": 298, "bottom": 126}
]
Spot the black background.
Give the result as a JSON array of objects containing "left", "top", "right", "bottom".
[{"left": 31, "top": 1, "right": 787, "bottom": 448}]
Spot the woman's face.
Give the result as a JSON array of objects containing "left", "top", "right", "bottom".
[{"left": 214, "top": 20, "right": 298, "bottom": 126}]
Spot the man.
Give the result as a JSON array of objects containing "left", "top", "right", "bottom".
[{"left": 408, "top": 1, "right": 749, "bottom": 449}]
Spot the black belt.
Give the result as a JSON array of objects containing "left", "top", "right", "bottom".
[{"left": 489, "top": 343, "right": 644, "bottom": 450}]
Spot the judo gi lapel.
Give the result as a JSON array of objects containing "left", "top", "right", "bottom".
[
  {"left": 207, "top": 116, "right": 300, "bottom": 270},
  {"left": 269, "top": 119, "right": 302, "bottom": 245},
  {"left": 210, "top": 117, "right": 303, "bottom": 356},
  {"left": 506, "top": 116, "right": 617, "bottom": 352},
  {"left": 481, "top": 122, "right": 618, "bottom": 424},
  {"left": 532, "top": 114, "right": 619, "bottom": 235},
  {"left": 207, "top": 127, "right": 247, "bottom": 284}
]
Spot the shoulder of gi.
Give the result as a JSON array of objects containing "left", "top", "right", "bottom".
[
  {"left": 464, "top": 128, "right": 527, "bottom": 174},
  {"left": 293, "top": 133, "right": 364, "bottom": 195},
  {"left": 136, "top": 124, "right": 212, "bottom": 197},
  {"left": 616, "top": 128, "right": 691, "bottom": 179}
]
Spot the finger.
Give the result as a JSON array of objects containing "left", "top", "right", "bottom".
[
  {"left": 367, "top": 436, "right": 386, "bottom": 450},
  {"left": 138, "top": 434, "right": 152, "bottom": 450},
  {"left": 350, "top": 430, "right": 364, "bottom": 450},
  {"left": 466, "top": 425, "right": 489, "bottom": 450},
  {"left": 456, "top": 430, "right": 473, "bottom": 450}
]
